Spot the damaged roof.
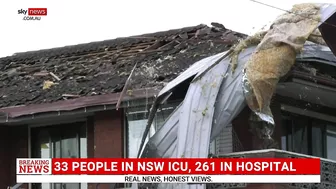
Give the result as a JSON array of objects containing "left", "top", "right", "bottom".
[{"left": 0, "top": 24, "right": 245, "bottom": 108}]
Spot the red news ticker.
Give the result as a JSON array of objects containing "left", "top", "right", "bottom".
[
  {"left": 48, "top": 158, "right": 321, "bottom": 175},
  {"left": 28, "top": 8, "right": 47, "bottom": 16}
]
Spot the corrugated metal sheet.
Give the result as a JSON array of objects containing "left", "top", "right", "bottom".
[
  {"left": 210, "top": 47, "right": 254, "bottom": 140},
  {"left": 177, "top": 55, "right": 229, "bottom": 158}
]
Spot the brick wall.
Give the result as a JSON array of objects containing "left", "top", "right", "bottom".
[
  {"left": 10, "top": 126, "right": 29, "bottom": 188},
  {"left": 88, "top": 109, "right": 124, "bottom": 189},
  {"left": 0, "top": 125, "right": 28, "bottom": 189}
]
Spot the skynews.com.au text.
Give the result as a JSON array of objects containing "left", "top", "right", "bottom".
[{"left": 18, "top": 8, "right": 47, "bottom": 21}]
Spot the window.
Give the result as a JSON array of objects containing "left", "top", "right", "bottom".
[
  {"left": 125, "top": 101, "right": 180, "bottom": 158},
  {"left": 281, "top": 111, "right": 336, "bottom": 160},
  {"left": 31, "top": 122, "right": 87, "bottom": 189},
  {"left": 209, "top": 124, "right": 234, "bottom": 155},
  {"left": 326, "top": 125, "right": 336, "bottom": 160}
]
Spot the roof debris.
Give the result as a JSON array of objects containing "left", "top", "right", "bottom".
[
  {"left": 230, "top": 3, "right": 324, "bottom": 125},
  {"left": 116, "top": 62, "right": 138, "bottom": 110},
  {"left": 62, "top": 94, "right": 81, "bottom": 98},
  {"left": 43, "top": 81, "right": 56, "bottom": 90},
  {"left": 49, "top": 72, "right": 61, "bottom": 81},
  {"left": 0, "top": 24, "right": 244, "bottom": 108}
]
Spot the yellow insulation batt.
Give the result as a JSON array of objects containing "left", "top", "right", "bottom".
[{"left": 236, "top": 3, "right": 322, "bottom": 124}]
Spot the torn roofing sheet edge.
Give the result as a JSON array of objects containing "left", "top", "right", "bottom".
[
  {"left": 158, "top": 52, "right": 228, "bottom": 97},
  {"left": 319, "top": 3, "right": 336, "bottom": 21}
]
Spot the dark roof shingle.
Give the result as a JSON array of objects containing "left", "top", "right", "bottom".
[{"left": 0, "top": 24, "right": 246, "bottom": 108}]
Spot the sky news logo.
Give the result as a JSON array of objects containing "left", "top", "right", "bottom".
[{"left": 18, "top": 8, "right": 47, "bottom": 21}]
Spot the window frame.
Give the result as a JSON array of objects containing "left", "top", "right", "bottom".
[
  {"left": 30, "top": 121, "right": 88, "bottom": 189},
  {"left": 281, "top": 104, "right": 336, "bottom": 159}
]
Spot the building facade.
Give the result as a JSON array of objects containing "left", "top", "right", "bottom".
[
  {"left": 1, "top": 22, "right": 336, "bottom": 189},
  {"left": 0, "top": 24, "right": 244, "bottom": 189}
]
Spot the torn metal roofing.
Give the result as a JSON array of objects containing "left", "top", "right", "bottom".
[
  {"left": 139, "top": 43, "right": 336, "bottom": 189},
  {"left": 137, "top": 6, "right": 336, "bottom": 189},
  {"left": 138, "top": 42, "right": 336, "bottom": 157},
  {"left": 0, "top": 24, "right": 245, "bottom": 109}
]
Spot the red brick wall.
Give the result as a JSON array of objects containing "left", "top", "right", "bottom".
[
  {"left": 0, "top": 125, "right": 28, "bottom": 189},
  {"left": 10, "top": 126, "right": 29, "bottom": 188},
  {"left": 88, "top": 109, "right": 124, "bottom": 189},
  {"left": 94, "top": 110, "right": 123, "bottom": 158}
]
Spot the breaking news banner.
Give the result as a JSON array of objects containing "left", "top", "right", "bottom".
[{"left": 16, "top": 158, "right": 321, "bottom": 184}]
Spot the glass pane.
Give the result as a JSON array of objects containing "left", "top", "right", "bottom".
[
  {"left": 209, "top": 141, "right": 216, "bottom": 154},
  {"left": 154, "top": 102, "right": 180, "bottom": 129},
  {"left": 32, "top": 129, "right": 51, "bottom": 189},
  {"left": 312, "top": 123, "right": 323, "bottom": 157},
  {"left": 40, "top": 139, "right": 51, "bottom": 189},
  {"left": 53, "top": 184, "right": 61, "bottom": 189},
  {"left": 292, "top": 119, "right": 308, "bottom": 154},
  {"left": 126, "top": 102, "right": 180, "bottom": 158},
  {"left": 61, "top": 130, "right": 80, "bottom": 189},
  {"left": 80, "top": 124, "right": 87, "bottom": 158},
  {"left": 281, "top": 118, "right": 290, "bottom": 151},
  {"left": 281, "top": 136, "right": 287, "bottom": 151},
  {"left": 127, "top": 119, "right": 149, "bottom": 158},
  {"left": 80, "top": 124, "right": 88, "bottom": 189},
  {"left": 61, "top": 132, "right": 78, "bottom": 158},
  {"left": 53, "top": 141, "right": 61, "bottom": 158},
  {"left": 281, "top": 117, "right": 293, "bottom": 152},
  {"left": 35, "top": 130, "right": 50, "bottom": 158},
  {"left": 327, "top": 125, "right": 336, "bottom": 160}
]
